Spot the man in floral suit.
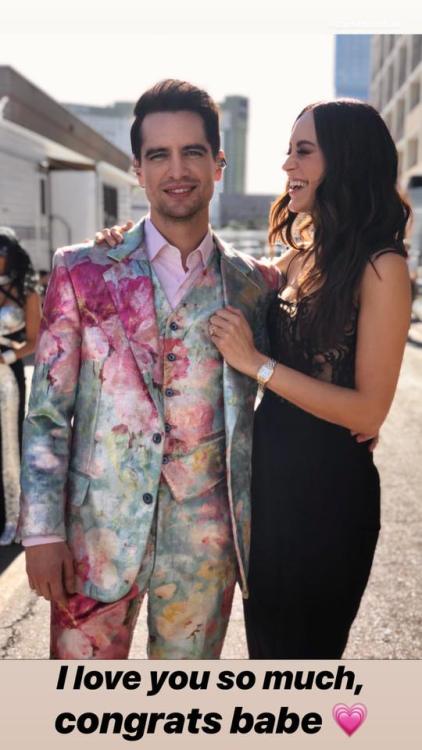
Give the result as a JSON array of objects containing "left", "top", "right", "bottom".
[{"left": 19, "top": 79, "right": 279, "bottom": 659}]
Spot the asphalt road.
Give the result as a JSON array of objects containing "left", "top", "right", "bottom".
[{"left": 1, "top": 327, "right": 421, "bottom": 659}]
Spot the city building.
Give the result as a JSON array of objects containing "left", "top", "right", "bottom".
[
  {"left": 64, "top": 101, "right": 134, "bottom": 157},
  {"left": 335, "top": 35, "right": 372, "bottom": 100},
  {"left": 0, "top": 67, "right": 147, "bottom": 270},
  {"left": 371, "top": 35, "right": 422, "bottom": 261},
  {"left": 218, "top": 193, "right": 276, "bottom": 231},
  {"left": 371, "top": 35, "right": 422, "bottom": 186},
  {"left": 220, "top": 95, "right": 248, "bottom": 194}
]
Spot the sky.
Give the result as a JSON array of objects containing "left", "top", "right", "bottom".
[{"left": 1, "top": 1, "right": 420, "bottom": 194}]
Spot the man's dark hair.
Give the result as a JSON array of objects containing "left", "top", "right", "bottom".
[{"left": 130, "top": 79, "right": 221, "bottom": 159}]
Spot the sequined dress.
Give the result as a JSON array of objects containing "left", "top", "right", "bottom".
[
  {"left": 0, "top": 296, "right": 26, "bottom": 544},
  {"left": 244, "top": 252, "right": 404, "bottom": 658}
]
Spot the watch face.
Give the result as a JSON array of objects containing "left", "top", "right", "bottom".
[{"left": 258, "top": 363, "right": 272, "bottom": 384}]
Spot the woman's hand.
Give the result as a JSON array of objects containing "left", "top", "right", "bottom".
[
  {"left": 351, "top": 430, "right": 380, "bottom": 452},
  {"left": 94, "top": 219, "right": 134, "bottom": 247},
  {"left": 209, "top": 306, "right": 266, "bottom": 378}
]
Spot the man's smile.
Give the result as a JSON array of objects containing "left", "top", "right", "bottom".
[{"left": 163, "top": 184, "right": 197, "bottom": 197}]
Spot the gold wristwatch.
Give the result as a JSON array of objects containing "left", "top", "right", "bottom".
[{"left": 256, "top": 358, "right": 277, "bottom": 391}]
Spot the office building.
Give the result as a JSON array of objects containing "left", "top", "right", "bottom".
[
  {"left": 220, "top": 96, "right": 248, "bottom": 194},
  {"left": 64, "top": 101, "right": 135, "bottom": 157},
  {"left": 335, "top": 35, "right": 372, "bottom": 100},
  {"left": 371, "top": 35, "right": 422, "bottom": 262},
  {"left": 371, "top": 35, "right": 422, "bottom": 188}
]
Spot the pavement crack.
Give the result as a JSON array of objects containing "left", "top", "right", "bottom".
[{"left": 0, "top": 595, "right": 38, "bottom": 659}]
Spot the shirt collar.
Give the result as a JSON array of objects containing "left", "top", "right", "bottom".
[{"left": 144, "top": 216, "right": 214, "bottom": 266}]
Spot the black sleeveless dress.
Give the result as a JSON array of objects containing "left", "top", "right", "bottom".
[{"left": 244, "top": 249, "right": 404, "bottom": 659}]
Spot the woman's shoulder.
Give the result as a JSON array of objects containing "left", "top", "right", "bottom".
[
  {"left": 366, "top": 246, "right": 409, "bottom": 277},
  {"left": 369, "top": 243, "right": 408, "bottom": 264},
  {"left": 273, "top": 247, "right": 300, "bottom": 276},
  {"left": 359, "top": 248, "right": 410, "bottom": 302}
]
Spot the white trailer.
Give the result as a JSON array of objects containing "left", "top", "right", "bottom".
[{"left": 0, "top": 116, "right": 147, "bottom": 270}]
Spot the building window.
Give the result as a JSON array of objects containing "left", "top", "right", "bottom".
[
  {"left": 411, "top": 35, "right": 422, "bottom": 71},
  {"left": 371, "top": 38, "right": 381, "bottom": 79},
  {"left": 387, "top": 64, "right": 394, "bottom": 101},
  {"left": 398, "top": 44, "right": 407, "bottom": 88},
  {"left": 381, "top": 74, "right": 388, "bottom": 109},
  {"left": 103, "top": 185, "right": 118, "bottom": 227},
  {"left": 408, "top": 175, "right": 422, "bottom": 188},
  {"left": 396, "top": 98, "right": 405, "bottom": 140},
  {"left": 384, "top": 112, "right": 393, "bottom": 134},
  {"left": 40, "top": 179, "right": 47, "bottom": 216},
  {"left": 407, "top": 138, "right": 419, "bottom": 169},
  {"left": 380, "top": 35, "right": 387, "bottom": 66},
  {"left": 410, "top": 79, "right": 421, "bottom": 110}
]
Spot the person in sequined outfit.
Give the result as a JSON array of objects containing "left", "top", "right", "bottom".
[{"left": 0, "top": 228, "right": 41, "bottom": 545}]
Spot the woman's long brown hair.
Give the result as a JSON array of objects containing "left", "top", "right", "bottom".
[{"left": 269, "top": 100, "right": 411, "bottom": 350}]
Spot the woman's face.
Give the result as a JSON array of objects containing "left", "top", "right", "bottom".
[{"left": 282, "top": 110, "right": 325, "bottom": 214}]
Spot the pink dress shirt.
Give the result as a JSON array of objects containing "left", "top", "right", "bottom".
[{"left": 23, "top": 218, "right": 215, "bottom": 547}]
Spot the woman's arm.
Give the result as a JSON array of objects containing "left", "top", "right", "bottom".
[
  {"left": 210, "top": 253, "right": 411, "bottom": 435},
  {"left": 14, "top": 292, "right": 42, "bottom": 360}
]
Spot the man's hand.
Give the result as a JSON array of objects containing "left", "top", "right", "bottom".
[
  {"left": 94, "top": 219, "right": 134, "bottom": 247},
  {"left": 25, "top": 542, "right": 76, "bottom": 605}
]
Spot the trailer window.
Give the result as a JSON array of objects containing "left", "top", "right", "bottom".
[{"left": 103, "top": 185, "right": 118, "bottom": 227}]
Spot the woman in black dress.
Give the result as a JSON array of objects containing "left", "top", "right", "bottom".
[
  {"left": 210, "top": 100, "right": 411, "bottom": 658},
  {"left": 0, "top": 228, "right": 41, "bottom": 545}
]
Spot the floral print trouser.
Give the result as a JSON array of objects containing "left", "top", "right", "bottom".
[{"left": 50, "top": 478, "right": 237, "bottom": 658}]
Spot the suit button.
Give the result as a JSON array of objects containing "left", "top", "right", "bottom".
[
  {"left": 165, "top": 388, "right": 175, "bottom": 397},
  {"left": 170, "top": 322, "right": 179, "bottom": 331},
  {"left": 167, "top": 353, "right": 176, "bottom": 362},
  {"left": 152, "top": 433, "right": 162, "bottom": 444},
  {"left": 162, "top": 455, "right": 170, "bottom": 464},
  {"left": 143, "top": 493, "right": 153, "bottom": 504}
]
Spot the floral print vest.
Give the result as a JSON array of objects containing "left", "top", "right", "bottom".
[{"left": 150, "top": 247, "right": 227, "bottom": 501}]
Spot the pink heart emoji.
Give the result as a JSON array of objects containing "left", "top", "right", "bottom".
[{"left": 332, "top": 703, "right": 367, "bottom": 736}]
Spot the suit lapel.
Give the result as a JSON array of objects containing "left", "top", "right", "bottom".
[
  {"left": 102, "top": 219, "right": 163, "bottom": 411},
  {"left": 216, "top": 235, "right": 263, "bottom": 447},
  {"left": 217, "top": 238, "right": 263, "bottom": 312}
]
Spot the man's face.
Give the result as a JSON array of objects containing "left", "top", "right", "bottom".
[{"left": 134, "top": 111, "right": 224, "bottom": 223}]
